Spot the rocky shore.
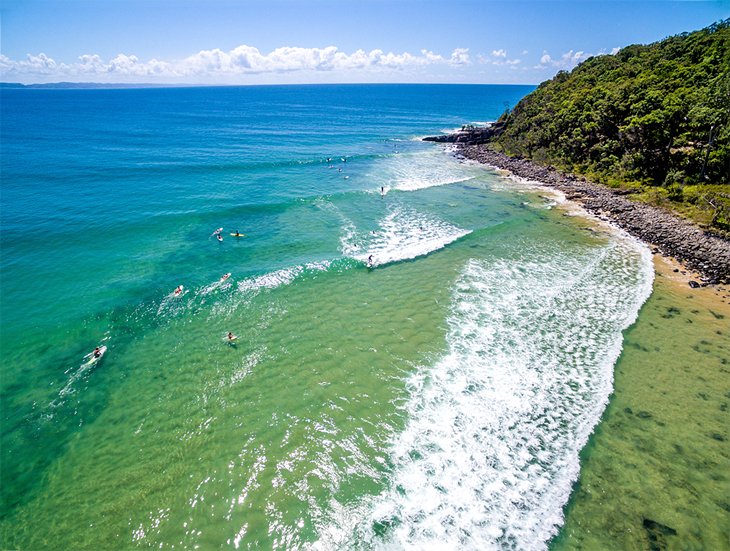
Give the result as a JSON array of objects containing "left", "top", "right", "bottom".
[{"left": 451, "top": 143, "right": 730, "bottom": 284}]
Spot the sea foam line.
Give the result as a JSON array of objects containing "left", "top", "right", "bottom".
[
  {"left": 368, "top": 149, "right": 479, "bottom": 193},
  {"left": 318, "top": 232, "right": 653, "bottom": 550},
  {"left": 237, "top": 261, "right": 332, "bottom": 295},
  {"left": 344, "top": 206, "right": 471, "bottom": 267}
]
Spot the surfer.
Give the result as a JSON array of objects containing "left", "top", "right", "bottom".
[
  {"left": 93, "top": 347, "right": 102, "bottom": 358},
  {"left": 212, "top": 227, "right": 223, "bottom": 237},
  {"left": 227, "top": 332, "right": 238, "bottom": 343},
  {"left": 380, "top": 186, "right": 385, "bottom": 196},
  {"left": 174, "top": 285, "right": 183, "bottom": 296},
  {"left": 217, "top": 233, "right": 223, "bottom": 242},
  {"left": 367, "top": 255, "right": 374, "bottom": 268}
]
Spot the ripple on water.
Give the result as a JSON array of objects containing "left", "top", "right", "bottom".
[{"left": 316, "top": 232, "right": 653, "bottom": 550}]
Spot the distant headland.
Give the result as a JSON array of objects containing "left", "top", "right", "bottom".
[{"left": 0, "top": 82, "right": 198, "bottom": 89}]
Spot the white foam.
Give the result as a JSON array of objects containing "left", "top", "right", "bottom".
[
  {"left": 318, "top": 232, "right": 653, "bottom": 549},
  {"left": 439, "top": 121, "right": 493, "bottom": 135},
  {"left": 199, "top": 276, "right": 234, "bottom": 297},
  {"left": 343, "top": 206, "right": 471, "bottom": 267},
  {"left": 54, "top": 336, "right": 112, "bottom": 404},
  {"left": 237, "top": 261, "right": 331, "bottom": 295},
  {"left": 368, "top": 150, "right": 478, "bottom": 193}
]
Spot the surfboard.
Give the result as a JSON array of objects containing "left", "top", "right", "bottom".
[
  {"left": 84, "top": 345, "right": 107, "bottom": 366},
  {"left": 230, "top": 233, "right": 246, "bottom": 237},
  {"left": 220, "top": 273, "right": 231, "bottom": 282}
]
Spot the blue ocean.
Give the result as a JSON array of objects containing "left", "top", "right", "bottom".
[{"left": 0, "top": 84, "right": 653, "bottom": 549}]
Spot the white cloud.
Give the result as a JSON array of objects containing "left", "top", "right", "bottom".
[
  {"left": 78, "top": 54, "right": 106, "bottom": 73},
  {"left": 0, "top": 44, "right": 474, "bottom": 82},
  {"left": 449, "top": 48, "right": 471, "bottom": 65},
  {"left": 537, "top": 49, "right": 592, "bottom": 70},
  {"left": 2, "top": 52, "right": 64, "bottom": 74},
  {"left": 422, "top": 49, "right": 445, "bottom": 64},
  {"left": 560, "top": 50, "right": 588, "bottom": 66},
  {"left": 480, "top": 49, "right": 522, "bottom": 67}
]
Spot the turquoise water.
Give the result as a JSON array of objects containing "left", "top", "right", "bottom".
[{"left": 1, "top": 85, "right": 653, "bottom": 549}]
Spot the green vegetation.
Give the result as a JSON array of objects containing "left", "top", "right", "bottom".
[{"left": 494, "top": 20, "right": 730, "bottom": 232}]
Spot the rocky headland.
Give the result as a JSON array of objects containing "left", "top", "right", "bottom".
[{"left": 425, "top": 133, "right": 730, "bottom": 285}]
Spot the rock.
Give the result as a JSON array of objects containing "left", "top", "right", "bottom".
[
  {"left": 442, "top": 143, "right": 730, "bottom": 284},
  {"left": 423, "top": 122, "right": 506, "bottom": 145},
  {"left": 642, "top": 518, "right": 677, "bottom": 551},
  {"left": 689, "top": 280, "right": 701, "bottom": 288}
]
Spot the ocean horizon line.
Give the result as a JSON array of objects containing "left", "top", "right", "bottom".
[{"left": 0, "top": 81, "right": 538, "bottom": 90}]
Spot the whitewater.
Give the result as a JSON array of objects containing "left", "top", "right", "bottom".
[{"left": 1, "top": 84, "right": 652, "bottom": 550}]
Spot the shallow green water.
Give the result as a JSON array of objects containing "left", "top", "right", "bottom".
[
  {"left": 554, "top": 268, "right": 730, "bottom": 550},
  {"left": 2, "top": 85, "right": 661, "bottom": 549}
]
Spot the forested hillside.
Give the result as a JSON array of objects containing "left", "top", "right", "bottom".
[{"left": 494, "top": 20, "right": 730, "bottom": 231}]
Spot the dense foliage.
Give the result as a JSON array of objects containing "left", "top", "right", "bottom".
[{"left": 495, "top": 20, "right": 730, "bottom": 231}]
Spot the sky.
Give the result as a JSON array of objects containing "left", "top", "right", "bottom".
[{"left": 1, "top": 0, "right": 728, "bottom": 85}]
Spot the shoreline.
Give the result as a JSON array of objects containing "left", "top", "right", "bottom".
[
  {"left": 452, "top": 144, "right": 730, "bottom": 285},
  {"left": 553, "top": 252, "right": 730, "bottom": 550},
  {"left": 443, "top": 142, "right": 730, "bottom": 547}
]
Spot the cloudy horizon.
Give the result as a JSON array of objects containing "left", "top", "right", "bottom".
[{"left": 1, "top": 1, "right": 726, "bottom": 86}]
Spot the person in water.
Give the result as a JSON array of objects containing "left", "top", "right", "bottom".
[{"left": 227, "top": 332, "right": 237, "bottom": 342}]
